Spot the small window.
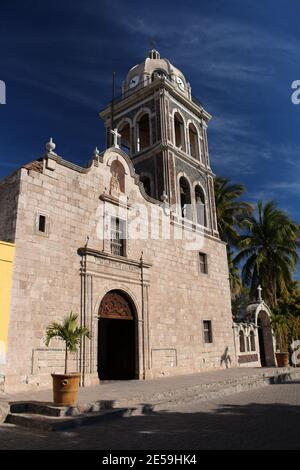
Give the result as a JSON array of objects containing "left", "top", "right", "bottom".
[
  {"left": 199, "top": 253, "right": 208, "bottom": 274},
  {"left": 152, "top": 69, "right": 168, "bottom": 81},
  {"left": 250, "top": 331, "right": 256, "bottom": 351},
  {"left": 239, "top": 331, "right": 245, "bottom": 353},
  {"left": 38, "top": 215, "right": 46, "bottom": 233},
  {"left": 110, "top": 217, "right": 126, "bottom": 257},
  {"left": 203, "top": 320, "right": 213, "bottom": 344}
]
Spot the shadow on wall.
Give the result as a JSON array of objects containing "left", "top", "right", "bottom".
[
  {"left": 1, "top": 383, "right": 300, "bottom": 449},
  {"left": 220, "top": 347, "right": 232, "bottom": 368}
]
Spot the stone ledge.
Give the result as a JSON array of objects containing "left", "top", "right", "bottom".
[{"left": 6, "top": 408, "right": 129, "bottom": 432}]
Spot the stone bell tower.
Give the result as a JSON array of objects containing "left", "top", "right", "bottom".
[{"left": 100, "top": 49, "right": 218, "bottom": 237}]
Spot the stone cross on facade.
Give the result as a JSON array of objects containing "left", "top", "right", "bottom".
[
  {"left": 257, "top": 285, "right": 263, "bottom": 302},
  {"left": 110, "top": 128, "right": 121, "bottom": 149}
]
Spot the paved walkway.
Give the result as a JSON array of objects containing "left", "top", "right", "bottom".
[
  {"left": 7, "top": 367, "right": 295, "bottom": 406},
  {"left": 1, "top": 380, "right": 300, "bottom": 449}
]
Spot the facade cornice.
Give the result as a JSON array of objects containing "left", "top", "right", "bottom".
[
  {"left": 78, "top": 247, "right": 152, "bottom": 269},
  {"left": 130, "top": 142, "right": 215, "bottom": 178},
  {"left": 99, "top": 78, "right": 211, "bottom": 124}
]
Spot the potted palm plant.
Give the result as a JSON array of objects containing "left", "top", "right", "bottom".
[
  {"left": 271, "top": 313, "right": 290, "bottom": 367},
  {"left": 45, "top": 312, "right": 91, "bottom": 406}
]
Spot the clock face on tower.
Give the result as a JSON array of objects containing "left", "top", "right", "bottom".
[
  {"left": 176, "top": 76, "right": 185, "bottom": 91},
  {"left": 129, "top": 75, "right": 140, "bottom": 89}
]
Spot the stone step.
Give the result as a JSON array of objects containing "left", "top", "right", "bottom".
[
  {"left": 6, "top": 407, "right": 130, "bottom": 432},
  {"left": 109, "top": 369, "right": 300, "bottom": 411},
  {"left": 9, "top": 400, "right": 114, "bottom": 417},
  {"left": 6, "top": 368, "right": 300, "bottom": 430}
]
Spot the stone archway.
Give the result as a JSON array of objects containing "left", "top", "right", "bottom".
[
  {"left": 98, "top": 290, "right": 138, "bottom": 380},
  {"left": 257, "top": 309, "right": 276, "bottom": 367},
  {"left": 245, "top": 299, "right": 276, "bottom": 368}
]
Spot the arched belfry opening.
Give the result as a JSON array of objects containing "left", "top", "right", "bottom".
[
  {"left": 174, "top": 112, "right": 184, "bottom": 150},
  {"left": 188, "top": 123, "right": 199, "bottom": 159},
  {"left": 137, "top": 113, "right": 150, "bottom": 151},
  {"left": 118, "top": 122, "right": 131, "bottom": 155},
  {"left": 98, "top": 290, "right": 138, "bottom": 380},
  {"left": 179, "top": 176, "right": 192, "bottom": 219},
  {"left": 195, "top": 185, "right": 207, "bottom": 226}
]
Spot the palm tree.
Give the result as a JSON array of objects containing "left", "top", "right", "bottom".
[
  {"left": 235, "top": 200, "right": 299, "bottom": 307},
  {"left": 45, "top": 312, "right": 91, "bottom": 374},
  {"left": 214, "top": 176, "right": 253, "bottom": 246},
  {"left": 228, "top": 249, "right": 242, "bottom": 296},
  {"left": 214, "top": 176, "right": 253, "bottom": 297}
]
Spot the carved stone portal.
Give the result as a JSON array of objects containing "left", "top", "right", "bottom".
[{"left": 99, "top": 291, "right": 133, "bottom": 320}]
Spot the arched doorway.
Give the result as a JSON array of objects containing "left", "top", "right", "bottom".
[
  {"left": 98, "top": 290, "right": 138, "bottom": 380},
  {"left": 257, "top": 310, "right": 275, "bottom": 367}
]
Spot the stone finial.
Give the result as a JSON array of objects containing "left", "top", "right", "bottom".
[
  {"left": 46, "top": 137, "right": 56, "bottom": 154},
  {"left": 93, "top": 147, "right": 100, "bottom": 158},
  {"left": 257, "top": 285, "right": 263, "bottom": 302},
  {"left": 148, "top": 45, "right": 160, "bottom": 60},
  {"left": 161, "top": 190, "right": 168, "bottom": 203}
]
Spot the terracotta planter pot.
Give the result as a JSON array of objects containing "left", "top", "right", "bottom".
[
  {"left": 51, "top": 373, "right": 81, "bottom": 406},
  {"left": 275, "top": 352, "right": 289, "bottom": 368}
]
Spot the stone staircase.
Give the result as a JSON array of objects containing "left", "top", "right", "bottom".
[
  {"left": 5, "top": 401, "right": 130, "bottom": 431},
  {"left": 4, "top": 368, "right": 300, "bottom": 431}
]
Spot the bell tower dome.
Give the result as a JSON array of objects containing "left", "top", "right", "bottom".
[{"left": 99, "top": 50, "right": 219, "bottom": 238}]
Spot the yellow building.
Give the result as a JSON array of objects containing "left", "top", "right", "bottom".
[{"left": 0, "top": 241, "right": 15, "bottom": 366}]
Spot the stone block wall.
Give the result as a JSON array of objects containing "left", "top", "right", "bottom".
[{"left": 1, "top": 149, "right": 236, "bottom": 391}]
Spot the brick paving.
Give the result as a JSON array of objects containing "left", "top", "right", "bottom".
[{"left": 1, "top": 380, "right": 299, "bottom": 449}]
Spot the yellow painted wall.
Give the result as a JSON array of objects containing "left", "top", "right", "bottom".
[{"left": 0, "top": 241, "right": 15, "bottom": 366}]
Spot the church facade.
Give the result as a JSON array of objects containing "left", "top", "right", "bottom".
[{"left": 0, "top": 50, "right": 240, "bottom": 392}]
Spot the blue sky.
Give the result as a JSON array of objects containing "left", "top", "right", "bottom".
[{"left": 1, "top": 1, "right": 300, "bottom": 229}]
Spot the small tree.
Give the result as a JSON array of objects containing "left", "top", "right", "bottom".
[
  {"left": 45, "top": 312, "right": 91, "bottom": 374},
  {"left": 271, "top": 313, "right": 290, "bottom": 353}
]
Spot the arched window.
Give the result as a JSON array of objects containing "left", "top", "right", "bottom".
[
  {"left": 239, "top": 331, "right": 245, "bottom": 353},
  {"left": 151, "top": 69, "right": 168, "bottom": 81},
  {"left": 110, "top": 160, "right": 125, "bottom": 193},
  {"left": 137, "top": 113, "right": 150, "bottom": 151},
  {"left": 195, "top": 185, "right": 207, "bottom": 226},
  {"left": 250, "top": 331, "right": 256, "bottom": 351},
  {"left": 179, "top": 176, "right": 192, "bottom": 219},
  {"left": 118, "top": 122, "right": 131, "bottom": 155},
  {"left": 140, "top": 174, "right": 152, "bottom": 197},
  {"left": 188, "top": 123, "right": 199, "bottom": 159},
  {"left": 174, "top": 112, "right": 184, "bottom": 150}
]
